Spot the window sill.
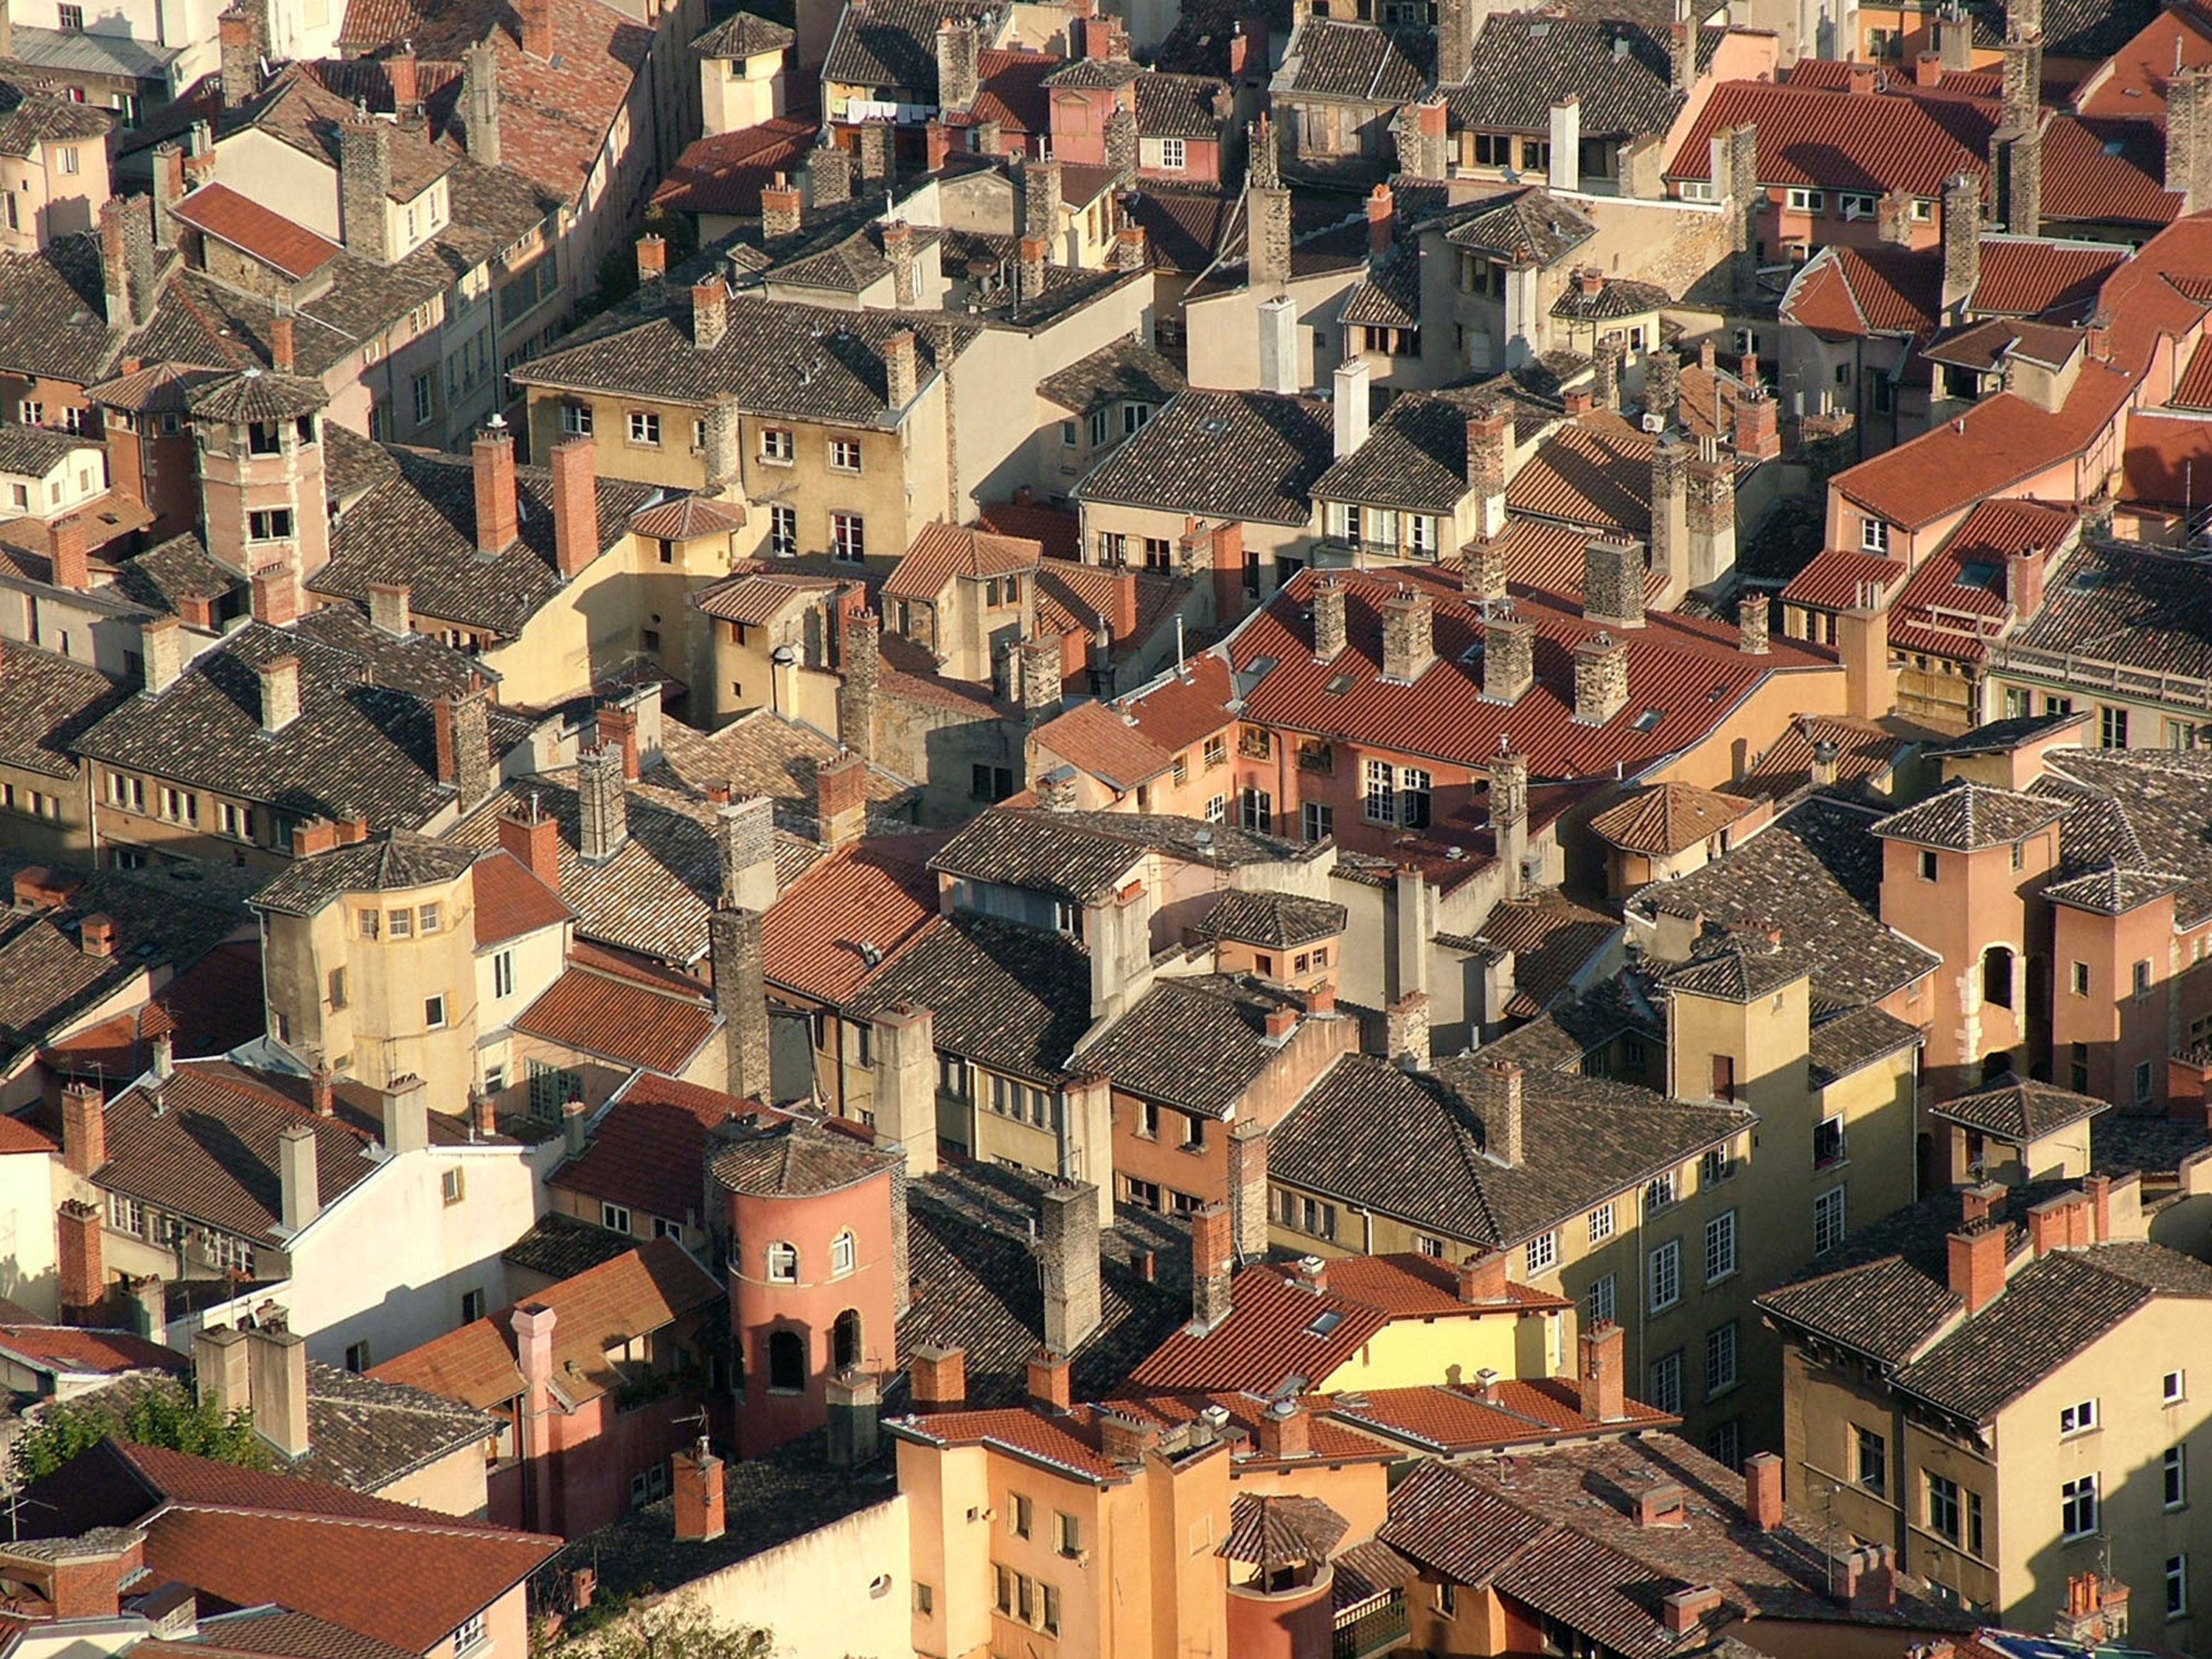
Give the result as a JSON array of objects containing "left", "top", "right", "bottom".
[
  {"left": 759, "top": 456, "right": 793, "bottom": 467},
  {"left": 1704, "top": 1270, "right": 1737, "bottom": 1290}
]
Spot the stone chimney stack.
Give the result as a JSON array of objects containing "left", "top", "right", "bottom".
[
  {"left": 1040, "top": 1180, "right": 1102, "bottom": 1355},
  {"left": 692, "top": 277, "right": 728, "bottom": 349},
  {"left": 1247, "top": 118, "right": 1292, "bottom": 291},
  {"left": 1464, "top": 403, "right": 1509, "bottom": 538},
  {"left": 1941, "top": 172, "right": 1983, "bottom": 316},
  {"left": 1649, "top": 437, "right": 1688, "bottom": 597},
  {"left": 278, "top": 1121, "right": 319, "bottom": 1232},
  {"left": 717, "top": 794, "right": 778, "bottom": 911},
  {"left": 936, "top": 18, "right": 978, "bottom": 109},
  {"left": 1190, "top": 1202, "right": 1234, "bottom": 1332},
  {"left": 339, "top": 117, "right": 392, "bottom": 264},
  {"left": 1739, "top": 594, "right": 1770, "bottom": 654},
  {"left": 1481, "top": 609, "right": 1534, "bottom": 704},
  {"left": 761, "top": 173, "right": 801, "bottom": 238},
  {"left": 1582, "top": 537, "right": 1646, "bottom": 630},
  {"left": 465, "top": 40, "right": 501, "bottom": 167},
  {"left": 1688, "top": 448, "right": 1739, "bottom": 587},
  {"left": 246, "top": 1324, "right": 310, "bottom": 1458},
  {"left": 1491, "top": 747, "right": 1528, "bottom": 894},
  {"left": 839, "top": 611, "right": 880, "bottom": 760},
  {"left": 711, "top": 905, "right": 771, "bottom": 1101},
  {"left": 218, "top": 7, "right": 260, "bottom": 108},
  {"left": 257, "top": 655, "right": 300, "bottom": 734},
  {"left": 577, "top": 742, "right": 628, "bottom": 861},
  {"left": 1311, "top": 577, "right": 1347, "bottom": 659},
  {"left": 1573, "top": 633, "right": 1631, "bottom": 725},
  {"left": 1379, "top": 588, "right": 1435, "bottom": 682},
  {"left": 1477, "top": 1059, "right": 1523, "bottom": 1164}
]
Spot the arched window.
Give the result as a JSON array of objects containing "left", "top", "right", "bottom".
[
  {"left": 830, "top": 1230, "right": 857, "bottom": 1277},
  {"left": 765, "top": 1241, "right": 799, "bottom": 1283},
  {"left": 833, "top": 1307, "right": 863, "bottom": 1370},
  {"left": 1983, "top": 945, "right": 2014, "bottom": 1010},
  {"left": 768, "top": 1329, "right": 805, "bottom": 1392}
]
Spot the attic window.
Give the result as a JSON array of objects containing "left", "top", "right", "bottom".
[
  {"left": 2103, "top": 138, "right": 2126, "bottom": 156},
  {"left": 1305, "top": 1310, "right": 1343, "bottom": 1337},
  {"left": 1458, "top": 641, "right": 1484, "bottom": 666},
  {"left": 1955, "top": 560, "right": 2000, "bottom": 591},
  {"left": 1324, "top": 673, "right": 1354, "bottom": 695},
  {"left": 1631, "top": 707, "right": 1664, "bottom": 732}
]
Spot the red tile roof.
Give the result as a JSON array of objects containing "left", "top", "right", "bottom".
[
  {"left": 510, "top": 962, "right": 718, "bottom": 1074},
  {"left": 549, "top": 1071, "right": 773, "bottom": 1225},
  {"left": 650, "top": 116, "right": 818, "bottom": 218},
  {"left": 2171, "top": 336, "right": 2212, "bottom": 411},
  {"left": 470, "top": 849, "right": 572, "bottom": 947},
  {"left": 1329, "top": 1378, "right": 1676, "bottom": 1451},
  {"left": 976, "top": 498, "right": 1081, "bottom": 560},
  {"left": 1034, "top": 653, "right": 1238, "bottom": 792},
  {"left": 1587, "top": 781, "right": 1760, "bottom": 856},
  {"left": 1885, "top": 498, "right": 2073, "bottom": 663},
  {"left": 1113, "top": 1390, "right": 1395, "bottom": 1466},
  {"left": 1669, "top": 80, "right": 1989, "bottom": 196},
  {"left": 966, "top": 49, "right": 1054, "bottom": 135},
  {"left": 2120, "top": 409, "right": 2212, "bottom": 505},
  {"left": 1782, "top": 245, "right": 1939, "bottom": 338},
  {"left": 2040, "top": 115, "right": 2181, "bottom": 228},
  {"left": 0, "top": 1323, "right": 187, "bottom": 1377},
  {"left": 895, "top": 1405, "right": 1126, "bottom": 1481},
  {"left": 367, "top": 1317, "right": 526, "bottom": 1411},
  {"left": 1505, "top": 412, "right": 1657, "bottom": 536},
  {"left": 761, "top": 832, "right": 945, "bottom": 1003},
  {"left": 171, "top": 184, "right": 341, "bottom": 281},
  {"left": 1486, "top": 518, "right": 1666, "bottom": 603},
  {"left": 1780, "top": 547, "right": 1908, "bottom": 610},
  {"left": 1220, "top": 566, "right": 1832, "bottom": 781},
  {"left": 1971, "top": 239, "right": 2127, "bottom": 319},
  {"left": 882, "top": 521, "right": 1042, "bottom": 601},
  {"left": 516, "top": 1237, "right": 720, "bottom": 1405},
  {"left": 0, "top": 1114, "right": 53, "bottom": 1155},
  {"left": 1127, "top": 1255, "right": 1558, "bottom": 1394},
  {"left": 2074, "top": 5, "right": 2212, "bottom": 123}
]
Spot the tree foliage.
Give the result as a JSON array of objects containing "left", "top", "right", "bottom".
[
  {"left": 13, "top": 1378, "right": 271, "bottom": 1480},
  {"left": 557, "top": 1594, "right": 772, "bottom": 1659}
]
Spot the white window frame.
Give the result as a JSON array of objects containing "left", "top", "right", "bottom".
[
  {"left": 1784, "top": 187, "right": 1823, "bottom": 213},
  {"left": 627, "top": 410, "right": 661, "bottom": 447},
  {"left": 1524, "top": 1231, "right": 1557, "bottom": 1273},
  {"left": 1705, "top": 1320, "right": 1738, "bottom": 1395},
  {"left": 1587, "top": 1201, "right": 1615, "bottom": 1243},
  {"left": 1815, "top": 1186, "right": 1847, "bottom": 1254},
  {"left": 1648, "top": 1239, "right": 1681, "bottom": 1312},
  {"left": 830, "top": 1230, "right": 857, "bottom": 1277},
  {"left": 602, "top": 1201, "right": 632, "bottom": 1234},
  {"left": 2061, "top": 1474, "right": 2098, "bottom": 1540},
  {"left": 1860, "top": 515, "right": 1890, "bottom": 553},
  {"left": 1158, "top": 136, "right": 1186, "bottom": 170},
  {"left": 766, "top": 1240, "right": 800, "bottom": 1282},
  {"left": 2060, "top": 1399, "right": 2098, "bottom": 1436},
  {"left": 1703, "top": 1210, "right": 1737, "bottom": 1284},
  {"left": 829, "top": 437, "right": 863, "bottom": 473},
  {"left": 761, "top": 427, "right": 794, "bottom": 463}
]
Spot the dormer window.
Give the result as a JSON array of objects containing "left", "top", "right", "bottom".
[{"left": 1860, "top": 515, "right": 1890, "bottom": 554}]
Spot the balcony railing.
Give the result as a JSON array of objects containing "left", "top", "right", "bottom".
[{"left": 1332, "top": 1591, "right": 1408, "bottom": 1659}]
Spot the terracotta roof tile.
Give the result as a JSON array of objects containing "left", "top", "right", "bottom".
[
  {"left": 517, "top": 1237, "right": 720, "bottom": 1405},
  {"left": 1669, "top": 80, "right": 1987, "bottom": 196},
  {"left": 1929, "top": 1071, "right": 2112, "bottom": 1141},
  {"left": 1971, "top": 237, "right": 2127, "bottom": 318},
  {"left": 512, "top": 964, "right": 719, "bottom": 1074},
  {"left": 2040, "top": 114, "right": 2181, "bottom": 229},
  {"left": 1588, "top": 782, "right": 1759, "bottom": 855},
  {"left": 883, "top": 522, "right": 1041, "bottom": 600},
  {"left": 470, "top": 850, "right": 573, "bottom": 947},
  {"left": 762, "top": 832, "right": 945, "bottom": 1004},
  {"left": 549, "top": 1072, "right": 769, "bottom": 1225},
  {"left": 651, "top": 117, "right": 819, "bottom": 219},
  {"left": 0, "top": 1323, "right": 187, "bottom": 1377},
  {"left": 1331, "top": 1378, "right": 1674, "bottom": 1452},
  {"left": 171, "top": 184, "right": 340, "bottom": 282},
  {"left": 366, "top": 1317, "right": 526, "bottom": 1411},
  {"left": 977, "top": 499, "right": 1081, "bottom": 561}
]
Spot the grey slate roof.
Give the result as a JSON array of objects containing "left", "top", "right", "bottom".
[
  {"left": 822, "top": 0, "right": 996, "bottom": 94},
  {"left": 2031, "top": 746, "right": 2212, "bottom": 925},
  {"left": 898, "top": 1161, "right": 1191, "bottom": 1408},
  {"left": 1312, "top": 391, "right": 1502, "bottom": 513},
  {"left": 1806, "top": 1004, "right": 1922, "bottom": 1087},
  {"left": 1446, "top": 16, "right": 1717, "bottom": 139},
  {"left": 1037, "top": 338, "right": 1186, "bottom": 417},
  {"left": 310, "top": 446, "right": 659, "bottom": 639},
  {"left": 1133, "top": 72, "right": 1229, "bottom": 137},
  {"left": 1655, "top": 936, "right": 1807, "bottom": 1004},
  {"left": 511, "top": 290, "right": 977, "bottom": 423},
  {"left": 1282, "top": 20, "right": 1433, "bottom": 102},
  {"left": 0, "top": 422, "right": 93, "bottom": 477},
  {"left": 1549, "top": 274, "right": 1672, "bottom": 321},
  {"left": 692, "top": 11, "right": 794, "bottom": 56},
  {"left": 1631, "top": 798, "right": 1942, "bottom": 1009},
  {"left": 74, "top": 622, "right": 508, "bottom": 832},
  {"left": 846, "top": 913, "right": 1093, "bottom": 1085},
  {"left": 1438, "top": 187, "right": 1597, "bottom": 266},
  {"left": 0, "top": 234, "right": 121, "bottom": 386},
  {"left": 933, "top": 807, "right": 1313, "bottom": 901},
  {"left": 1270, "top": 1051, "right": 1748, "bottom": 1249},
  {"left": 1929, "top": 1072, "right": 2112, "bottom": 1143},
  {"left": 1074, "top": 975, "right": 1324, "bottom": 1117},
  {"left": 1077, "top": 390, "right": 1334, "bottom": 526},
  {"left": 1192, "top": 888, "right": 1347, "bottom": 949},
  {"left": 502, "top": 1211, "right": 641, "bottom": 1282},
  {"left": 0, "top": 641, "right": 126, "bottom": 780},
  {"left": 249, "top": 835, "right": 480, "bottom": 917},
  {"left": 1868, "top": 779, "right": 2067, "bottom": 851},
  {"left": 1891, "top": 1246, "right": 2212, "bottom": 1422}
]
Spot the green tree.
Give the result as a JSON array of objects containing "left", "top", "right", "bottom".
[
  {"left": 13, "top": 1378, "right": 271, "bottom": 1481},
  {"left": 556, "top": 1594, "right": 772, "bottom": 1659}
]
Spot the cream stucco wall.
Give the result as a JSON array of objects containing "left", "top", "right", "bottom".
[{"left": 680, "top": 1494, "right": 912, "bottom": 1659}]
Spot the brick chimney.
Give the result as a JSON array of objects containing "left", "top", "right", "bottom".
[
  {"left": 692, "top": 278, "right": 728, "bottom": 350},
  {"left": 594, "top": 703, "right": 639, "bottom": 781},
  {"left": 78, "top": 913, "right": 115, "bottom": 958},
  {"left": 1366, "top": 182, "right": 1394, "bottom": 255},
  {"left": 1191, "top": 1200, "right": 1234, "bottom": 1332},
  {"left": 811, "top": 751, "right": 869, "bottom": 851},
  {"left": 1026, "top": 1349, "right": 1072, "bottom": 1412},
  {"left": 1744, "top": 1450, "right": 1784, "bottom": 1528},
  {"left": 1257, "top": 1398, "right": 1309, "bottom": 1460},
  {"left": 251, "top": 562, "right": 299, "bottom": 627},
  {"left": 1455, "top": 1248, "right": 1509, "bottom": 1304},
  {"left": 909, "top": 1344, "right": 965, "bottom": 1409},
  {"left": 58, "top": 1200, "right": 105, "bottom": 1325},
  {"left": 1663, "top": 1587, "right": 1724, "bottom": 1636},
  {"left": 672, "top": 1442, "right": 726, "bottom": 1540},
  {"left": 761, "top": 173, "right": 801, "bottom": 239},
  {"left": 1947, "top": 1221, "right": 2006, "bottom": 1314},
  {"left": 61, "top": 1079, "right": 105, "bottom": 1175},
  {"left": 518, "top": 0, "right": 551, "bottom": 58},
  {"left": 1576, "top": 1319, "right": 1624, "bottom": 1421},
  {"left": 551, "top": 436, "right": 598, "bottom": 578},
  {"left": 473, "top": 422, "right": 518, "bottom": 553},
  {"left": 218, "top": 7, "right": 259, "bottom": 108},
  {"left": 48, "top": 514, "right": 88, "bottom": 591},
  {"left": 257, "top": 654, "right": 301, "bottom": 733},
  {"left": 1096, "top": 1406, "right": 1159, "bottom": 1464},
  {"left": 636, "top": 234, "right": 667, "bottom": 285}
]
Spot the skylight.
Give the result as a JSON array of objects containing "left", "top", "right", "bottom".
[
  {"left": 1631, "top": 707, "right": 1664, "bottom": 732},
  {"left": 1305, "top": 1310, "right": 1343, "bottom": 1337},
  {"left": 1955, "top": 560, "right": 2000, "bottom": 591}
]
